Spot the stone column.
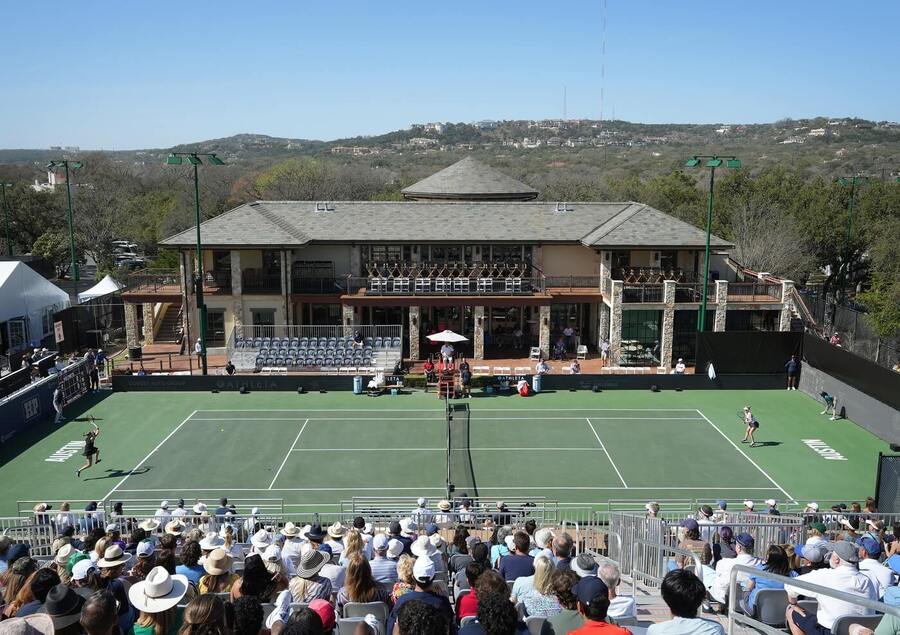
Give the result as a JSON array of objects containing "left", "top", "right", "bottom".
[
  {"left": 538, "top": 305, "right": 551, "bottom": 359},
  {"left": 280, "top": 250, "right": 290, "bottom": 324},
  {"left": 531, "top": 245, "right": 543, "bottom": 270},
  {"left": 660, "top": 280, "right": 676, "bottom": 369},
  {"left": 230, "top": 251, "right": 244, "bottom": 333},
  {"left": 124, "top": 303, "right": 139, "bottom": 351},
  {"left": 714, "top": 280, "right": 728, "bottom": 332},
  {"left": 142, "top": 303, "right": 155, "bottom": 345},
  {"left": 599, "top": 250, "right": 611, "bottom": 281},
  {"left": 180, "top": 251, "right": 194, "bottom": 349},
  {"left": 342, "top": 304, "right": 355, "bottom": 333},
  {"left": 609, "top": 280, "right": 623, "bottom": 366},
  {"left": 779, "top": 280, "right": 795, "bottom": 332},
  {"left": 598, "top": 302, "right": 611, "bottom": 348},
  {"left": 474, "top": 305, "right": 485, "bottom": 360},
  {"left": 409, "top": 305, "right": 421, "bottom": 360}
]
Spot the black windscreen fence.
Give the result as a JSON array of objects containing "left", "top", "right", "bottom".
[
  {"left": 695, "top": 331, "right": 802, "bottom": 374},
  {"left": 802, "top": 333, "right": 900, "bottom": 411},
  {"left": 876, "top": 454, "right": 900, "bottom": 513}
]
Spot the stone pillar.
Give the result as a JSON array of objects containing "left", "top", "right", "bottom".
[
  {"left": 180, "top": 251, "right": 194, "bottom": 349},
  {"left": 598, "top": 302, "right": 611, "bottom": 348},
  {"left": 714, "top": 280, "right": 728, "bottom": 332},
  {"left": 609, "top": 280, "right": 623, "bottom": 366},
  {"left": 779, "top": 280, "right": 795, "bottom": 332},
  {"left": 531, "top": 245, "right": 543, "bottom": 270},
  {"left": 230, "top": 250, "right": 244, "bottom": 333},
  {"left": 280, "top": 250, "right": 290, "bottom": 324},
  {"left": 409, "top": 306, "right": 421, "bottom": 360},
  {"left": 473, "top": 306, "right": 485, "bottom": 360},
  {"left": 599, "top": 250, "right": 611, "bottom": 281},
  {"left": 142, "top": 303, "right": 155, "bottom": 345},
  {"left": 124, "top": 303, "right": 139, "bottom": 350},
  {"left": 538, "top": 305, "right": 551, "bottom": 359},
  {"left": 342, "top": 304, "right": 355, "bottom": 330},
  {"left": 660, "top": 280, "right": 675, "bottom": 369}
]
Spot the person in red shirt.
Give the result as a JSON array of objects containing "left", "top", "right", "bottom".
[
  {"left": 456, "top": 561, "right": 484, "bottom": 621},
  {"left": 568, "top": 576, "right": 632, "bottom": 635}
]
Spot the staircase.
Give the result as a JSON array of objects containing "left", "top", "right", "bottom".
[{"left": 155, "top": 305, "right": 183, "bottom": 344}]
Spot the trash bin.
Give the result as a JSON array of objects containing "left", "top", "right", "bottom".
[
  {"left": 353, "top": 375, "right": 363, "bottom": 395},
  {"left": 128, "top": 346, "right": 142, "bottom": 360},
  {"left": 532, "top": 373, "right": 542, "bottom": 393}
]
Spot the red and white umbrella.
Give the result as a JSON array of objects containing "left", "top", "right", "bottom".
[{"left": 426, "top": 330, "right": 468, "bottom": 343}]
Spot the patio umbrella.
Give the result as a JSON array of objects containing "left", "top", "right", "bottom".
[{"left": 426, "top": 330, "right": 469, "bottom": 343}]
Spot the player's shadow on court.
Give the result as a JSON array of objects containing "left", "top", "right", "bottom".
[
  {"left": 84, "top": 467, "right": 150, "bottom": 481},
  {"left": 74, "top": 417, "right": 103, "bottom": 422},
  {"left": 754, "top": 441, "right": 782, "bottom": 447}
]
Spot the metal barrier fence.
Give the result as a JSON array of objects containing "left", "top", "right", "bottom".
[
  {"left": 630, "top": 538, "right": 703, "bottom": 592},
  {"left": 727, "top": 564, "right": 900, "bottom": 635}
]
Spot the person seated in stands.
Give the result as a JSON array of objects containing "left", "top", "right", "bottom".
[
  {"left": 675, "top": 519, "right": 712, "bottom": 568},
  {"left": 353, "top": 330, "right": 364, "bottom": 349},
  {"left": 649, "top": 569, "right": 724, "bottom": 635},
  {"left": 225, "top": 361, "right": 235, "bottom": 376},
  {"left": 568, "top": 576, "right": 631, "bottom": 635},
  {"left": 599, "top": 562, "right": 637, "bottom": 622},
  {"left": 709, "top": 533, "right": 762, "bottom": 606},
  {"left": 674, "top": 358, "right": 686, "bottom": 374},
  {"left": 423, "top": 358, "right": 436, "bottom": 383},
  {"left": 535, "top": 359, "right": 551, "bottom": 374},
  {"left": 552, "top": 337, "right": 566, "bottom": 361},
  {"left": 393, "top": 358, "right": 405, "bottom": 376},
  {"left": 136, "top": 365, "right": 147, "bottom": 376},
  {"left": 569, "top": 359, "right": 581, "bottom": 374}
]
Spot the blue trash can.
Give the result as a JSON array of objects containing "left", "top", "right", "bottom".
[
  {"left": 353, "top": 375, "right": 363, "bottom": 395},
  {"left": 532, "top": 374, "right": 542, "bottom": 393}
]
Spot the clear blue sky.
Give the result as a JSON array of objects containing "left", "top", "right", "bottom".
[{"left": 2, "top": 1, "right": 897, "bottom": 149}]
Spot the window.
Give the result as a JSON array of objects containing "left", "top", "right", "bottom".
[
  {"left": 611, "top": 251, "right": 630, "bottom": 268},
  {"left": 490, "top": 245, "right": 523, "bottom": 262},
  {"left": 251, "top": 309, "right": 276, "bottom": 326},
  {"left": 725, "top": 310, "right": 778, "bottom": 332},
  {"left": 309, "top": 304, "right": 341, "bottom": 325},
  {"left": 620, "top": 310, "right": 662, "bottom": 367},
  {"left": 293, "top": 261, "right": 334, "bottom": 278},
  {"left": 261, "top": 250, "right": 281, "bottom": 274},
  {"left": 206, "top": 310, "right": 226, "bottom": 346},
  {"left": 213, "top": 250, "right": 232, "bottom": 272},
  {"left": 370, "top": 245, "right": 402, "bottom": 262},
  {"left": 659, "top": 250, "right": 678, "bottom": 271}
]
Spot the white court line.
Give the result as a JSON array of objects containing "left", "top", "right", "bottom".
[
  {"left": 114, "top": 485, "right": 780, "bottom": 492},
  {"left": 101, "top": 410, "right": 198, "bottom": 502},
  {"left": 288, "top": 447, "right": 605, "bottom": 452},
  {"left": 192, "top": 417, "right": 444, "bottom": 421},
  {"left": 193, "top": 408, "right": 700, "bottom": 412},
  {"left": 695, "top": 409, "right": 796, "bottom": 503},
  {"left": 268, "top": 419, "right": 309, "bottom": 489},
  {"left": 471, "top": 417, "right": 704, "bottom": 421},
  {"left": 585, "top": 418, "right": 628, "bottom": 487}
]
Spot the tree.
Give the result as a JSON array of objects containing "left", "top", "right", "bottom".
[{"left": 33, "top": 231, "right": 75, "bottom": 278}]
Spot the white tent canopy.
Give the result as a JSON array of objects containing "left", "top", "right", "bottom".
[
  {"left": 78, "top": 274, "right": 123, "bottom": 303},
  {"left": 0, "top": 261, "right": 70, "bottom": 344}
]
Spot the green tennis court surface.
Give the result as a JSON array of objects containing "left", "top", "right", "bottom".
[{"left": 0, "top": 389, "right": 887, "bottom": 515}]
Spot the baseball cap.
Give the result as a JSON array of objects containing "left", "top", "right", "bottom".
[
  {"left": 856, "top": 536, "right": 882, "bottom": 558},
  {"left": 807, "top": 502, "right": 819, "bottom": 511},
  {"left": 317, "top": 544, "right": 332, "bottom": 555},
  {"left": 716, "top": 500, "right": 727, "bottom": 510},
  {"left": 765, "top": 499, "right": 777, "bottom": 507},
  {"left": 743, "top": 500, "right": 754, "bottom": 509},
  {"left": 373, "top": 535, "right": 389, "bottom": 551},
  {"left": 797, "top": 544, "right": 826, "bottom": 563},
  {"left": 417, "top": 497, "right": 427, "bottom": 507},
  {"left": 833, "top": 540, "right": 860, "bottom": 563},
  {"left": 71, "top": 559, "right": 96, "bottom": 582},
  {"left": 808, "top": 522, "right": 827, "bottom": 534},
  {"left": 136, "top": 541, "right": 154, "bottom": 558},
  {"left": 699, "top": 505, "right": 713, "bottom": 518},
  {"left": 425, "top": 523, "right": 439, "bottom": 536},
  {"left": 572, "top": 576, "right": 609, "bottom": 607},
  {"left": 680, "top": 519, "right": 699, "bottom": 532},
  {"left": 413, "top": 555, "right": 435, "bottom": 582},
  {"left": 735, "top": 533, "right": 754, "bottom": 549},
  {"left": 308, "top": 599, "right": 335, "bottom": 630}
]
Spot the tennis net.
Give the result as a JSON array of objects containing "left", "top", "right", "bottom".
[{"left": 447, "top": 402, "right": 477, "bottom": 497}]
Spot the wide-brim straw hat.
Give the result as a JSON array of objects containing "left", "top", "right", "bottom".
[
  {"left": 54, "top": 544, "right": 75, "bottom": 566},
  {"left": 294, "top": 550, "right": 328, "bottom": 579},
  {"left": 281, "top": 522, "right": 302, "bottom": 538},
  {"left": 327, "top": 522, "right": 346, "bottom": 539},
  {"left": 437, "top": 500, "right": 452, "bottom": 511},
  {"left": 411, "top": 535, "right": 437, "bottom": 557},
  {"left": 199, "top": 533, "right": 225, "bottom": 551},
  {"left": 192, "top": 502, "right": 207, "bottom": 514},
  {"left": 127, "top": 566, "right": 189, "bottom": 613},
  {"left": 165, "top": 520, "right": 186, "bottom": 535},
  {"left": 139, "top": 518, "right": 160, "bottom": 531},
  {"left": 250, "top": 529, "right": 272, "bottom": 550},
  {"left": 202, "top": 548, "right": 233, "bottom": 576},
  {"left": 97, "top": 545, "right": 132, "bottom": 568}
]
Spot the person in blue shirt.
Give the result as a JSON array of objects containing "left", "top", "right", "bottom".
[
  {"left": 743, "top": 544, "right": 797, "bottom": 615},
  {"left": 785, "top": 355, "right": 801, "bottom": 390},
  {"left": 498, "top": 532, "right": 535, "bottom": 581},
  {"left": 387, "top": 556, "right": 455, "bottom": 635},
  {"left": 175, "top": 541, "right": 205, "bottom": 586}
]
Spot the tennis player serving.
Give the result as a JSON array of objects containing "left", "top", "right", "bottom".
[
  {"left": 76, "top": 416, "right": 101, "bottom": 478},
  {"left": 740, "top": 406, "right": 759, "bottom": 447}
]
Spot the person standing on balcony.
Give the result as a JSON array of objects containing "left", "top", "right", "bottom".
[
  {"left": 194, "top": 339, "right": 202, "bottom": 364},
  {"left": 563, "top": 324, "right": 575, "bottom": 351},
  {"left": 600, "top": 340, "right": 610, "bottom": 362}
]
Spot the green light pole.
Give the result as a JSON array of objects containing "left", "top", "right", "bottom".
[
  {"left": 166, "top": 152, "right": 226, "bottom": 376},
  {"left": 1, "top": 183, "right": 13, "bottom": 257},
  {"left": 685, "top": 155, "right": 742, "bottom": 332},
  {"left": 47, "top": 160, "right": 83, "bottom": 296},
  {"left": 835, "top": 175, "right": 868, "bottom": 299}
]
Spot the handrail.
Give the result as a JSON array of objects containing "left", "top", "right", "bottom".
[
  {"left": 727, "top": 564, "right": 900, "bottom": 635},
  {"left": 630, "top": 537, "right": 702, "bottom": 596}
]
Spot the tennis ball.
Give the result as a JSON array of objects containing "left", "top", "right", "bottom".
[{"left": 220, "top": 428, "right": 224, "bottom": 432}]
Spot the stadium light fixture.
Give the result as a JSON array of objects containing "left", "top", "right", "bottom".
[
  {"left": 166, "top": 152, "right": 227, "bottom": 375},
  {"left": 47, "top": 159, "right": 83, "bottom": 297},
  {"left": 684, "top": 155, "right": 741, "bottom": 333}
]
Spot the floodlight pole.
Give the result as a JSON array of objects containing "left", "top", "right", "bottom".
[
  {"left": 685, "top": 155, "right": 740, "bottom": 332},
  {"left": 49, "top": 159, "right": 82, "bottom": 298},
  {"left": 0, "top": 184, "right": 12, "bottom": 257},
  {"left": 836, "top": 175, "right": 867, "bottom": 299}
]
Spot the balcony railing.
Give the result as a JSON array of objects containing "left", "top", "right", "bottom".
[
  {"left": 203, "top": 270, "right": 231, "bottom": 291},
  {"left": 727, "top": 282, "right": 782, "bottom": 301},
  {"left": 544, "top": 275, "right": 602, "bottom": 291},
  {"left": 347, "top": 276, "right": 543, "bottom": 296},
  {"left": 242, "top": 269, "right": 281, "bottom": 294},
  {"left": 623, "top": 284, "right": 663, "bottom": 303},
  {"left": 673, "top": 283, "right": 716, "bottom": 303},
  {"left": 125, "top": 269, "right": 181, "bottom": 294},
  {"left": 290, "top": 276, "right": 349, "bottom": 294},
  {"left": 612, "top": 267, "right": 700, "bottom": 284}
]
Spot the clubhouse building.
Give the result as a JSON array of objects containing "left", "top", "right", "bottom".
[{"left": 123, "top": 157, "right": 796, "bottom": 369}]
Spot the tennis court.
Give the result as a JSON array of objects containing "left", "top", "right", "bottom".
[{"left": 0, "top": 388, "right": 888, "bottom": 516}]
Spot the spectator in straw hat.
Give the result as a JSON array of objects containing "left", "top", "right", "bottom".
[
  {"left": 138, "top": 518, "right": 160, "bottom": 535},
  {"left": 48, "top": 544, "right": 75, "bottom": 585},
  {"left": 199, "top": 548, "right": 237, "bottom": 594},
  {"left": 434, "top": 500, "right": 454, "bottom": 528},
  {"left": 128, "top": 566, "right": 189, "bottom": 635},
  {"left": 248, "top": 529, "right": 271, "bottom": 556},
  {"left": 324, "top": 522, "right": 346, "bottom": 556},
  {"left": 287, "top": 550, "right": 332, "bottom": 603},
  {"left": 411, "top": 535, "right": 445, "bottom": 574},
  {"left": 198, "top": 532, "right": 225, "bottom": 558},
  {"left": 0, "top": 614, "right": 55, "bottom": 635}
]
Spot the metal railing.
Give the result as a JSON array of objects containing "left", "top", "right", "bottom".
[
  {"left": 231, "top": 324, "right": 402, "bottom": 343},
  {"left": 674, "top": 283, "right": 717, "bottom": 303},
  {"left": 290, "top": 276, "right": 348, "bottom": 294},
  {"left": 347, "top": 275, "right": 544, "bottom": 296},
  {"left": 242, "top": 269, "right": 282, "bottom": 293},
  {"left": 612, "top": 268, "right": 701, "bottom": 284},
  {"left": 727, "top": 282, "right": 782, "bottom": 301},
  {"left": 727, "top": 564, "right": 898, "bottom": 635},
  {"left": 124, "top": 269, "right": 181, "bottom": 293},
  {"left": 630, "top": 538, "right": 703, "bottom": 592},
  {"left": 623, "top": 284, "right": 663, "bottom": 303},
  {"left": 544, "top": 275, "right": 602, "bottom": 290}
]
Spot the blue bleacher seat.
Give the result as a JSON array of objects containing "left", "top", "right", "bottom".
[
  {"left": 374, "top": 337, "right": 383, "bottom": 348},
  {"left": 305, "top": 357, "right": 315, "bottom": 366},
  {"left": 275, "top": 357, "right": 285, "bottom": 365},
  {"left": 314, "top": 357, "right": 324, "bottom": 366},
  {"left": 299, "top": 337, "right": 309, "bottom": 347},
  {"left": 265, "top": 357, "right": 275, "bottom": 365},
  {"left": 324, "top": 357, "right": 335, "bottom": 366},
  {"left": 391, "top": 337, "right": 401, "bottom": 348},
  {"left": 364, "top": 337, "right": 373, "bottom": 347}
]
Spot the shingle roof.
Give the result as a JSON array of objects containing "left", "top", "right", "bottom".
[
  {"left": 401, "top": 157, "right": 539, "bottom": 200},
  {"left": 159, "top": 200, "right": 733, "bottom": 250}
]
